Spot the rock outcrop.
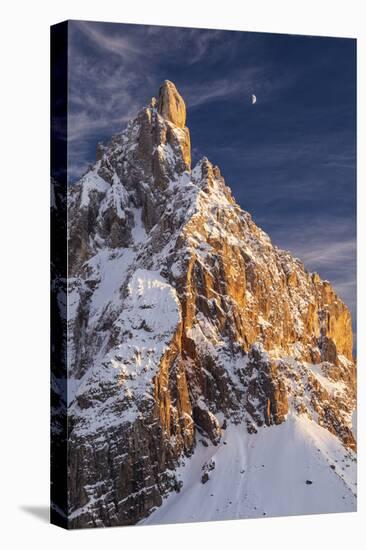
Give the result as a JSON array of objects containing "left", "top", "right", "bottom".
[
  {"left": 63, "top": 81, "right": 356, "bottom": 528},
  {"left": 158, "top": 80, "right": 186, "bottom": 128}
]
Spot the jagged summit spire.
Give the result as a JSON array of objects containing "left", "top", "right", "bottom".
[{"left": 157, "top": 80, "right": 186, "bottom": 128}]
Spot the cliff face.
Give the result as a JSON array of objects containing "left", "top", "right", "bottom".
[{"left": 66, "top": 81, "right": 356, "bottom": 528}]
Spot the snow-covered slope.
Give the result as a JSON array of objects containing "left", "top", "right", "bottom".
[
  {"left": 62, "top": 80, "right": 356, "bottom": 528},
  {"left": 142, "top": 414, "right": 356, "bottom": 525}
]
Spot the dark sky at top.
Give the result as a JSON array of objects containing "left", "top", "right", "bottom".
[{"left": 67, "top": 20, "right": 356, "bottom": 337}]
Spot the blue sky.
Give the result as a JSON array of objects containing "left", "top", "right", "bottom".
[{"left": 68, "top": 21, "right": 356, "bottom": 335}]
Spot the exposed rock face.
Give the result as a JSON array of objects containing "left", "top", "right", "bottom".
[
  {"left": 158, "top": 80, "right": 186, "bottom": 128},
  {"left": 65, "top": 81, "right": 356, "bottom": 528}
]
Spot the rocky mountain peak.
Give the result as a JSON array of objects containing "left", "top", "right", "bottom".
[
  {"left": 63, "top": 80, "right": 356, "bottom": 528},
  {"left": 157, "top": 80, "right": 186, "bottom": 128}
]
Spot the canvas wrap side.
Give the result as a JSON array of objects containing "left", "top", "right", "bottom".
[{"left": 50, "top": 20, "right": 69, "bottom": 530}]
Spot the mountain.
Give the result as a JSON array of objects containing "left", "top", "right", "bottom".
[{"left": 64, "top": 80, "right": 356, "bottom": 528}]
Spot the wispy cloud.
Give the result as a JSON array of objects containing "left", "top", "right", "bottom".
[
  {"left": 181, "top": 71, "right": 258, "bottom": 108},
  {"left": 295, "top": 239, "right": 356, "bottom": 269},
  {"left": 181, "top": 66, "right": 294, "bottom": 109},
  {"left": 73, "top": 20, "right": 142, "bottom": 58},
  {"left": 189, "top": 30, "right": 222, "bottom": 63},
  {"left": 67, "top": 22, "right": 155, "bottom": 175}
]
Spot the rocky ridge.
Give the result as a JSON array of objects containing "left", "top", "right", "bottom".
[{"left": 64, "top": 80, "right": 356, "bottom": 527}]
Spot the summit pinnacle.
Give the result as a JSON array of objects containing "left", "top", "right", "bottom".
[{"left": 157, "top": 80, "right": 187, "bottom": 128}]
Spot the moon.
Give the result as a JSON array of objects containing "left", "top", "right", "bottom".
[{"left": 251, "top": 94, "right": 257, "bottom": 105}]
